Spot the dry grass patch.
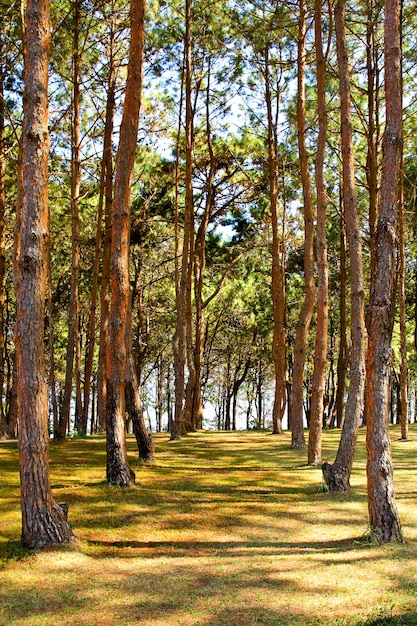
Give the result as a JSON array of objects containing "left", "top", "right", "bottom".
[{"left": 1, "top": 427, "right": 417, "bottom": 625}]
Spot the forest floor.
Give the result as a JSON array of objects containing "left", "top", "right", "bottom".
[{"left": 1, "top": 427, "right": 417, "bottom": 626}]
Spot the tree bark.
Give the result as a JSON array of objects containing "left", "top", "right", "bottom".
[
  {"left": 398, "top": 27, "right": 408, "bottom": 441},
  {"left": 292, "top": 0, "right": 315, "bottom": 448},
  {"left": 308, "top": 0, "right": 328, "bottom": 465},
  {"left": 125, "top": 277, "right": 154, "bottom": 461},
  {"left": 187, "top": 62, "right": 215, "bottom": 431},
  {"left": 232, "top": 360, "right": 250, "bottom": 431},
  {"left": 47, "top": 241, "right": 59, "bottom": 438},
  {"left": 365, "top": 0, "right": 403, "bottom": 541},
  {"left": 97, "top": 57, "right": 116, "bottom": 432},
  {"left": 106, "top": 0, "right": 146, "bottom": 486},
  {"left": 335, "top": 209, "right": 348, "bottom": 429},
  {"left": 14, "top": 0, "right": 76, "bottom": 547},
  {"left": 0, "top": 29, "right": 6, "bottom": 438},
  {"left": 6, "top": 354, "right": 18, "bottom": 439},
  {"left": 156, "top": 354, "right": 163, "bottom": 432},
  {"left": 264, "top": 48, "right": 287, "bottom": 436},
  {"left": 172, "top": 0, "right": 193, "bottom": 440},
  {"left": 322, "top": 0, "right": 366, "bottom": 491},
  {"left": 59, "top": 0, "right": 82, "bottom": 439},
  {"left": 85, "top": 20, "right": 116, "bottom": 433},
  {"left": 125, "top": 355, "right": 155, "bottom": 463},
  {"left": 366, "top": 0, "right": 381, "bottom": 281},
  {"left": 399, "top": 178, "right": 408, "bottom": 440}
]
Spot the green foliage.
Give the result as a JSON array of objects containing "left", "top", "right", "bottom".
[{"left": 3, "top": 0, "right": 417, "bottom": 433}]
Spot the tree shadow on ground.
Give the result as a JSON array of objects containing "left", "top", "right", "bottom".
[
  {"left": 0, "top": 541, "right": 35, "bottom": 568},
  {"left": 86, "top": 536, "right": 381, "bottom": 561}
]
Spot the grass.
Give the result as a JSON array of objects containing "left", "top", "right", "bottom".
[{"left": 1, "top": 426, "right": 417, "bottom": 625}]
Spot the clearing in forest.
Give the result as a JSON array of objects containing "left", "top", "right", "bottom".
[{"left": 1, "top": 427, "right": 417, "bottom": 625}]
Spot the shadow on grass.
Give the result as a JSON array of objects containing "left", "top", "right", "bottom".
[
  {"left": 194, "top": 608, "right": 417, "bottom": 626},
  {"left": 0, "top": 540, "right": 34, "bottom": 569},
  {"left": 86, "top": 536, "right": 375, "bottom": 560}
]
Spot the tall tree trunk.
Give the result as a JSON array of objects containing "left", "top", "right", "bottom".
[
  {"left": 224, "top": 355, "right": 231, "bottom": 431},
  {"left": 367, "top": 0, "right": 381, "bottom": 280},
  {"left": 14, "top": 0, "right": 75, "bottom": 548},
  {"left": 183, "top": 223, "right": 196, "bottom": 431},
  {"left": 308, "top": 0, "right": 328, "bottom": 465},
  {"left": 399, "top": 177, "right": 408, "bottom": 440},
  {"left": 125, "top": 354, "right": 155, "bottom": 463},
  {"left": 47, "top": 244, "right": 59, "bottom": 438},
  {"left": 414, "top": 266, "right": 417, "bottom": 352},
  {"left": 0, "top": 29, "right": 6, "bottom": 438},
  {"left": 125, "top": 280, "right": 154, "bottom": 461},
  {"left": 363, "top": 0, "right": 381, "bottom": 434},
  {"left": 292, "top": 0, "right": 315, "bottom": 448},
  {"left": 84, "top": 20, "right": 116, "bottom": 433},
  {"left": 365, "top": 0, "right": 402, "bottom": 541},
  {"left": 189, "top": 62, "right": 215, "bottom": 431},
  {"left": 192, "top": 221, "right": 207, "bottom": 430},
  {"left": 256, "top": 359, "right": 264, "bottom": 429},
  {"left": 81, "top": 158, "right": 104, "bottom": 432},
  {"left": 172, "top": 0, "right": 193, "bottom": 440},
  {"left": 182, "top": 39, "right": 197, "bottom": 433},
  {"left": 322, "top": 0, "right": 366, "bottom": 491},
  {"left": 156, "top": 354, "right": 163, "bottom": 432},
  {"left": 106, "top": 0, "right": 146, "bottom": 486},
  {"left": 167, "top": 365, "right": 173, "bottom": 432},
  {"left": 398, "top": 24, "right": 408, "bottom": 441},
  {"left": 324, "top": 326, "right": 337, "bottom": 428},
  {"left": 75, "top": 317, "right": 83, "bottom": 430},
  {"left": 59, "top": 0, "right": 82, "bottom": 439},
  {"left": 97, "top": 20, "right": 116, "bottom": 431},
  {"left": 265, "top": 48, "right": 286, "bottom": 436},
  {"left": 335, "top": 209, "right": 348, "bottom": 429},
  {"left": 6, "top": 353, "right": 18, "bottom": 439},
  {"left": 232, "top": 360, "right": 250, "bottom": 431}
]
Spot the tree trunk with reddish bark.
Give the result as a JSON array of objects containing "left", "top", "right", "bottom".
[
  {"left": 366, "top": 0, "right": 381, "bottom": 281},
  {"left": 264, "top": 48, "right": 287, "bottom": 436},
  {"left": 85, "top": 20, "right": 115, "bottom": 433},
  {"left": 59, "top": 0, "right": 82, "bottom": 439},
  {"left": 106, "top": 0, "right": 146, "bottom": 486},
  {"left": 365, "top": 0, "right": 403, "bottom": 541},
  {"left": 125, "top": 355, "right": 155, "bottom": 462},
  {"left": 398, "top": 31, "right": 408, "bottom": 441},
  {"left": 0, "top": 30, "right": 6, "bottom": 438},
  {"left": 308, "top": 0, "right": 328, "bottom": 465},
  {"left": 322, "top": 0, "right": 366, "bottom": 491},
  {"left": 14, "top": 0, "right": 76, "bottom": 547},
  {"left": 172, "top": 0, "right": 193, "bottom": 440},
  {"left": 97, "top": 69, "right": 115, "bottom": 433},
  {"left": 399, "top": 166, "right": 408, "bottom": 441},
  {"left": 5, "top": 354, "right": 18, "bottom": 439},
  {"left": 332, "top": 212, "right": 348, "bottom": 429},
  {"left": 292, "top": 0, "right": 315, "bottom": 448},
  {"left": 186, "top": 65, "right": 214, "bottom": 431}
]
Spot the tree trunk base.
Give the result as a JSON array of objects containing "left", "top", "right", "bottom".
[
  {"left": 107, "top": 463, "right": 135, "bottom": 487},
  {"left": 136, "top": 431, "right": 155, "bottom": 463},
  {"left": 22, "top": 502, "right": 77, "bottom": 550},
  {"left": 322, "top": 461, "right": 350, "bottom": 492},
  {"left": 170, "top": 431, "right": 184, "bottom": 441},
  {"left": 291, "top": 440, "right": 306, "bottom": 449},
  {"left": 125, "top": 378, "right": 155, "bottom": 464}
]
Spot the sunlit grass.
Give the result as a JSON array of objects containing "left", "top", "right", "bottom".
[{"left": 1, "top": 426, "right": 417, "bottom": 625}]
